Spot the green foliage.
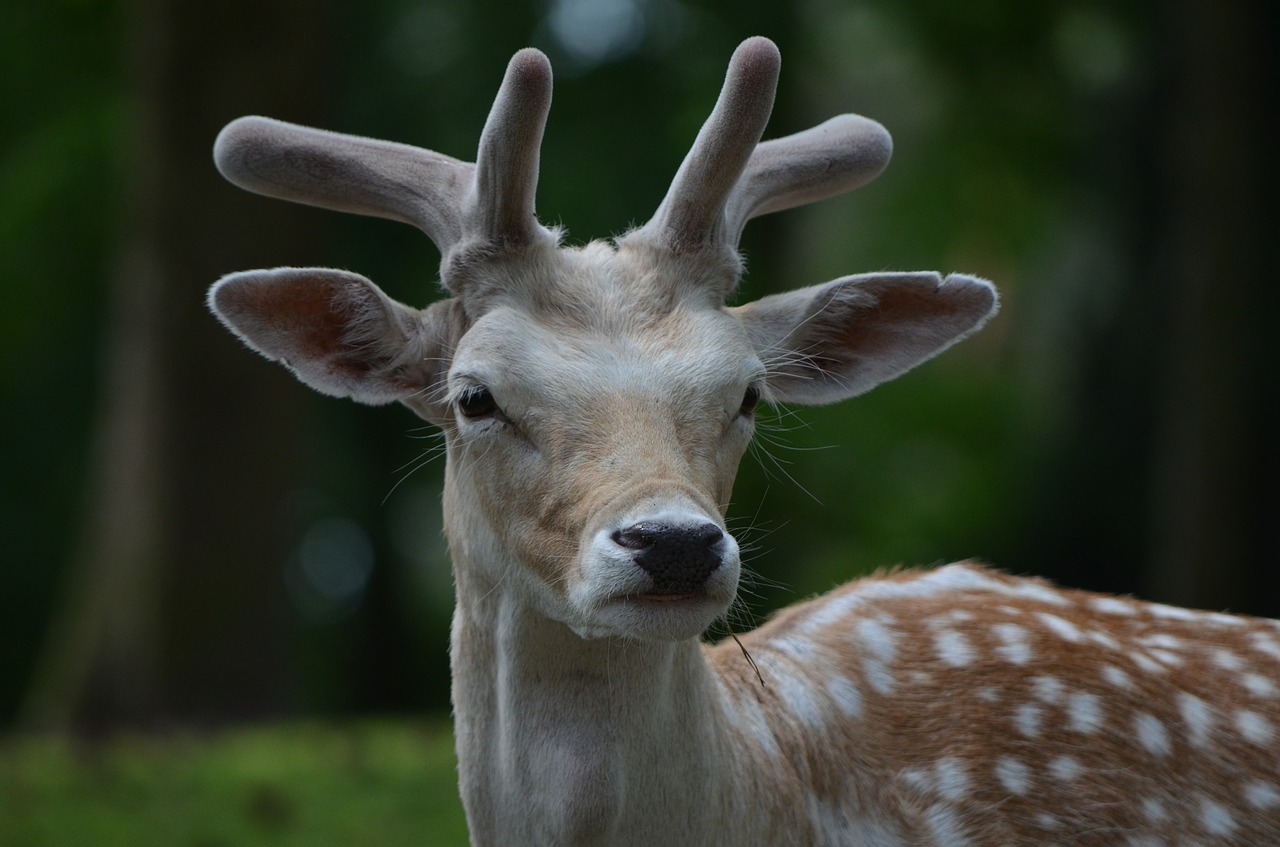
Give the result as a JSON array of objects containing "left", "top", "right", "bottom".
[{"left": 0, "top": 722, "right": 467, "bottom": 846}]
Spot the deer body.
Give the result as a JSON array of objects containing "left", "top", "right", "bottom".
[{"left": 208, "top": 38, "right": 1280, "bottom": 846}]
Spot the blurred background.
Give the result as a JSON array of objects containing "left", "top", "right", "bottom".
[{"left": 3, "top": 0, "right": 1276, "bottom": 747}]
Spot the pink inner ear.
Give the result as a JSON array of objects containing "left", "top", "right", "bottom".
[
  {"left": 222, "top": 272, "right": 361, "bottom": 363},
  {"left": 835, "top": 281, "right": 985, "bottom": 360}
]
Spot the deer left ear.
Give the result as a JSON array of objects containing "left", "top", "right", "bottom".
[
  {"left": 208, "top": 268, "right": 463, "bottom": 408},
  {"left": 729, "top": 271, "right": 998, "bottom": 405}
]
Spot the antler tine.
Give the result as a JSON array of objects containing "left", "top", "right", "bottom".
[
  {"left": 640, "top": 36, "right": 781, "bottom": 253},
  {"left": 214, "top": 116, "right": 474, "bottom": 252},
  {"left": 470, "top": 48, "right": 556, "bottom": 250},
  {"left": 725, "top": 114, "right": 893, "bottom": 245}
]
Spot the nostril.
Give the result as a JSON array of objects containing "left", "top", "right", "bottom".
[
  {"left": 612, "top": 523, "right": 662, "bottom": 551},
  {"left": 692, "top": 523, "right": 725, "bottom": 548},
  {"left": 612, "top": 520, "right": 727, "bottom": 592},
  {"left": 611, "top": 522, "right": 723, "bottom": 551}
]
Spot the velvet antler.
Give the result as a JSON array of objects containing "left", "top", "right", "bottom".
[
  {"left": 213, "top": 49, "right": 556, "bottom": 293},
  {"left": 634, "top": 37, "right": 892, "bottom": 260}
]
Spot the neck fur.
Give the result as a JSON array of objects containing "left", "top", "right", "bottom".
[{"left": 447, "top": 541, "right": 751, "bottom": 846}]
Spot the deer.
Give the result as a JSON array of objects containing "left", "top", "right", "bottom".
[{"left": 208, "top": 36, "right": 1280, "bottom": 847}]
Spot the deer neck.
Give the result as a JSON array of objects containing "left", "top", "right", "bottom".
[{"left": 444, "top": 505, "right": 745, "bottom": 845}]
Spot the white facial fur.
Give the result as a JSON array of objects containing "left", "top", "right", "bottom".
[{"left": 440, "top": 243, "right": 761, "bottom": 641}]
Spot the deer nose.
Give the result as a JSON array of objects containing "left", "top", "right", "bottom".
[{"left": 612, "top": 521, "right": 726, "bottom": 593}]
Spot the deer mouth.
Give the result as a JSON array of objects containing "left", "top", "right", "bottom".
[{"left": 629, "top": 591, "right": 706, "bottom": 605}]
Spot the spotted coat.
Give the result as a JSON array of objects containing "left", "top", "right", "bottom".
[{"left": 712, "top": 562, "right": 1280, "bottom": 845}]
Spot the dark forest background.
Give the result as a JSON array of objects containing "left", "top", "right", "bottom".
[{"left": 3, "top": 0, "right": 1276, "bottom": 734}]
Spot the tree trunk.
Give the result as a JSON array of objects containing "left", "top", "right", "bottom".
[
  {"left": 1144, "top": 0, "right": 1276, "bottom": 615},
  {"left": 23, "top": 0, "right": 333, "bottom": 732}
]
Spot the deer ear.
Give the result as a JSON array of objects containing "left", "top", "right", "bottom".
[
  {"left": 730, "top": 272, "right": 998, "bottom": 405},
  {"left": 208, "top": 268, "right": 462, "bottom": 408}
]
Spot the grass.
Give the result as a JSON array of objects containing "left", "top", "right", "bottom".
[{"left": 0, "top": 720, "right": 469, "bottom": 846}]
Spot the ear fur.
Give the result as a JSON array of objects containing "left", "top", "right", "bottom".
[
  {"left": 730, "top": 272, "right": 998, "bottom": 405},
  {"left": 208, "top": 268, "right": 464, "bottom": 410}
]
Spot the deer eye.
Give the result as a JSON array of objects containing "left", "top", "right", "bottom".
[
  {"left": 739, "top": 385, "right": 761, "bottom": 417},
  {"left": 457, "top": 385, "right": 498, "bottom": 419}
]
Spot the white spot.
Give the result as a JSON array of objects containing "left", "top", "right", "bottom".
[
  {"left": 908, "top": 670, "right": 932, "bottom": 686},
  {"left": 935, "top": 757, "right": 970, "bottom": 801},
  {"left": 1048, "top": 755, "right": 1083, "bottom": 781},
  {"left": 770, "top": 634, "right": 821, "bottom": 662},
  {"left": 799, "top": 590, "right": 865, "bottom": 635},
  {"left": 772, "top": 664, "right": 825, "bottom": 729},
  {"left": 1235, "top": 709, "right": 1275, "bottom": 745},
  {"left": 1014, "top": 702, "right": 1042, "bottom": 737},
  {"left": 1203, "top": 612, "right": 1246, "bottom": 627},
  {"left": 1032, "top": 676, "right": 1066, "bottom": 705},
  {"left": 1006, "top": 579, "right": 1074, "bottom": 608},
  {"left": 1199, "top": 797, "right": 1236, "bottom": 836},
  {"left": 976, "top": 687, "right": 1001, "bottom": 703},
  {"left": 1242, "top": 672, "right": 1279, "bottom": 698},
  {"left": 1147, "top": 648, "right": 1183, "bottom": 667},
  {"left": 1034, "top": 813, "right": 1059, "bottom": 830},
  {"left": 1137, "top": 632, "right": 1184, "bottom": 651},
  {"left": 1036, "top": 613, "right": 1084, "bottom": 643},
  {"left": 1085, "top": 629, "right": 1122, "bottom": 650},
  {"left": 1142, "top": 797, "right": 1168, "bottom": 822},
  {"left": 1245, "top": 780, "right": 1280, "bottom": 810},
  {"left": 1129, "top": 650, "right": 1167, "bottom": 674},
  {"left": 923, "top": 803, "right": 973, "bottom": 847},
  {"left": 1249, "top": 632, "right": 1280, "bottom": 662},
  {"left": 863, "top": 659, "right": 896, "bottom": 696},
  {"left": 1067, "top": 692, "right": 1104, "bottom": 734},
  {"left": 901, "top": 767, "right": 932, "bottom": 793},
  {"left": 1213, "top": 649, "right": 1246, "bottom": 671},
  {"left": 826, "top": 675, "right": 864, "bottom": 719},
  {"left": 1090, "top": 596, "right": 1137, "bottom": 615},
  {"left": 1101, "top": 664, "right": 1133, "bottom": 689},
  {"left": 940, "top": 609, "right": 975, "bottom": 624},
  {"left": 1135, "top": 712, "right": 1172, "bottom": 757},
  {"left": 1177, "top": 692, "right": 1214, "bottom": 748},
  {"left": 1148, "top": 603, "right": 1202, "bottom": 622},
  {"left": 857, "top": 616, "right": 899, "bottom": 696},
  {"left": 857, "top": 616, "right": 899, "bottom": 663},
  {"left": 995, "top": 757, "right": 1031, "bottom": 795},
  {"left": 991, "top": 622, "right": 1033, "bottom": 665},
  {"left": 933, "top": 629, "right": 976, "bottom": 667}
]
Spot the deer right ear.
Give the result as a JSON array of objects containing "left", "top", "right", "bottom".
[{"left": 208, "top": 268, "right": 462, "bottom": 410}]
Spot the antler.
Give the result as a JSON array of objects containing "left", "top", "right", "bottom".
[
  {"left": 638, "top": 37, "right": 781, "bottom": 253},
  {"left": 214, "top": 38, "right": 894, "bottom": 300},
  {"left": 635, "top": 36, "right": 893, "bottom": 258},
  {"left": 470, "top": 48, "right": 553, "bottom": 249},
  {"left": 212, "top": 48, "right": 556, "bottom": 287}
]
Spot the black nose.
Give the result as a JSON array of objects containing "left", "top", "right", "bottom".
[{"left": 612, "top": 521, "right": 725, "bottom": 593}]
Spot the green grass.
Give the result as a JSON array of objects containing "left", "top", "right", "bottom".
[{"left": 0, "top": 721, "right": 469, "bottom": 846}]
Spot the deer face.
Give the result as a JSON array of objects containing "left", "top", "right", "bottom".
[
  {"left": 207, "top": 37, "right": 999, "bottom": 643},
  {"left": 432, "top": 243, "right": 762, "bottom": 639}
]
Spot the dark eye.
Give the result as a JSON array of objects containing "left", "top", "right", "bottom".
[
  {"left": 458, "top": 385, "right": 498, "bottom": 419},
  {"left": 739, "top": 385, "right": 761, "bottom": 417}
]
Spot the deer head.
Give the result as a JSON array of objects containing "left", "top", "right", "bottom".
[{"left": 208, "top": 37, "right": 997, "bottom": 643}]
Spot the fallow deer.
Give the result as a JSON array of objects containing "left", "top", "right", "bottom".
[{"left": 209, "top": 36, "right": 1280, "bottom": 846}]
